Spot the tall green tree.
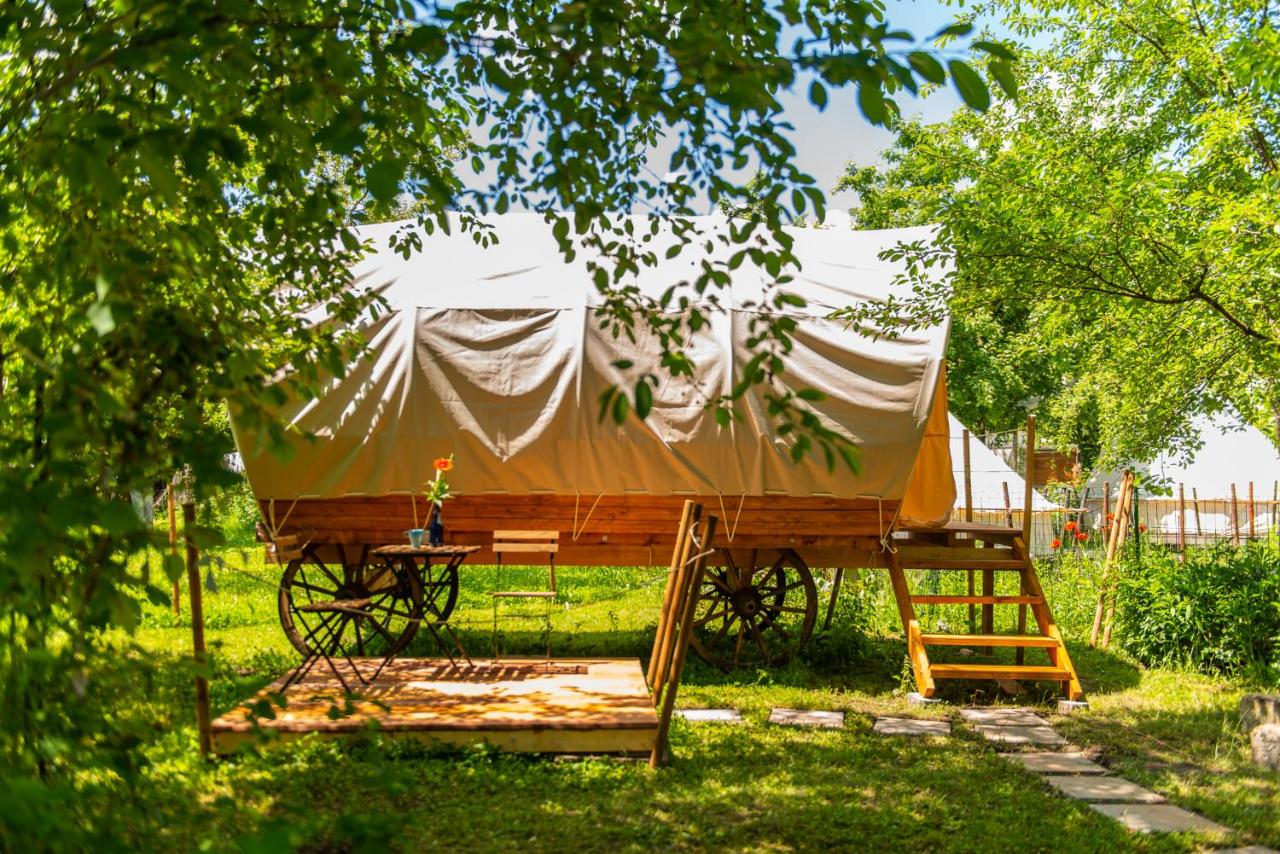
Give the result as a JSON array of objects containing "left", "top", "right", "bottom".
[
  {"left": 838, "top": 0, "right": 1280, "bottom": 464},
  {"left": 0, "top": 0, "right": 1004, "bottom": 819}
]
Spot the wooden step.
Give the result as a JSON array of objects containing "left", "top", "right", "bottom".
[
  {"left": 910, "top": 595, "right": 1043, "bottom": 606},
  {"left": 920, "top": 633, "right": 1058, "bottom": 648},
  {"left": 929, "top": 663, "right": 1071, "bottom": 681}
]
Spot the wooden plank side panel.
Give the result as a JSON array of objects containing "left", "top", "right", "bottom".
[{"left": 264, "top": 495, "right": 901, "bottom": 566}]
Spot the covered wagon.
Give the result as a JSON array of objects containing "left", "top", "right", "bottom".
[{"left": 233, "top": 213, "right": 1081, "bottom": 698}]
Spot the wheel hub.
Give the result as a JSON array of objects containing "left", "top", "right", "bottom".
[{"left": 730, "top": 586, "right": 765, "bottom": 618}]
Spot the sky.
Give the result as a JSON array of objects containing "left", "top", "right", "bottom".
[{"left": 779, "top": 0, "right": 1003, "bottom": 208}]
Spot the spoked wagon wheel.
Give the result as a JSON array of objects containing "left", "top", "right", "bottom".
[
  {"left": 278, "top": 552, "right": 424, "bottom": 659},
  {"left": 689, "top": 548, "right": 818, "bottom": 670}
]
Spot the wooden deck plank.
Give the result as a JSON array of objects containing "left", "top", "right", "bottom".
[
  {"left": 929, "top": 664, "right": 1070, "bottom": 680},
  {"left": 211, "top": 657, "right": 658, "bottom": 755}
]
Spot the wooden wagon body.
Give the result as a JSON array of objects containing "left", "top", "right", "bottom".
[{"left": 236, "top": 214, "right": 1083, "bottom": 694}]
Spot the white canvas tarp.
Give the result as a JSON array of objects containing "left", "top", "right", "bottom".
[
  {"left": 949, "top": 414, "right": 1061, "bottom": 512},
  {"left": 233, "top": 213, "right": 954, "bottom": 519}
]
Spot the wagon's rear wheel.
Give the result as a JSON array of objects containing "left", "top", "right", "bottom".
[
  {"left": 689, "top": 548, "right": 818, "bottom": 670},
  {"left": 278, "top": 553, "right": 424, "bottom": 658}
]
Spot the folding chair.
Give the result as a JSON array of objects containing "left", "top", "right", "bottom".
[{"left": 490, "top": 530, "right": 559, "bottom": 659}]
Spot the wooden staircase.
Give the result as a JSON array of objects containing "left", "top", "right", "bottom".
[{"left": 887, "top": 522, "right": 1083, "bottom": 701}]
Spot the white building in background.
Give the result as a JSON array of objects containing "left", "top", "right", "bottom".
[{"left": 948, "top": 413, "right": 1062, "bottom": 554}]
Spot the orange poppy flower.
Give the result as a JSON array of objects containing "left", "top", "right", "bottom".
[
  {"left": 1075, "top": 531, "right": 1088, "bottom": 541},
  {"left": 1051, "top": 538, "right": 1062, "bottom": 549},
  {"left": 1064, "top": 521, "right": 1078, "bottom": 533},
  {"left": 434, "top": 457, "right": 454, "bottom": 472},
  {"left": 1138, "top": 523, "right": 1148, "bottom": 533}
]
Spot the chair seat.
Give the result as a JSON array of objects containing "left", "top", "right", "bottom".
[{"left": 491, "top": 591, "right": 557, "bottom": 599}]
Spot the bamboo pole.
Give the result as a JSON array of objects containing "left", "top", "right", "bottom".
[
  {"left": 1231, "top": 483, "right": 1240, "bottom": 545},
  {"left": 1091, "top": 470, "right": 1133, "bottom": 647},
  {"left": 1101, "top": 478, "right": 1136, "bottom": 649},
  {"left": 651, "top": 514, "right": 718, "bottom": 768},
  {"left": 1001, "top": 481, "right": 1013, "bottom": 529},
  {"left": 1177, "top": 483, "right": 1186, "bottom": 559},
  {"left": 1273, "top": 481, "right": 1278, "bottom": 537},
  {"left": 650, "top": 502, "right": 700, "bottom": 697},
  {"left": 963, "top": 429, "right": 975, "bottom": 635},
  {"left": 183, "top": 501, "right": 212, "bottom": 756},
  {"left": 647, "top": 500, "right": 696, "bottom": 690},
  {"left": 1192, "top": 487, "right": 1202, "bottom": 538},
  {"left": 1248, "top": 481, "right": 1256, "bottom": 542},
  {"left": 167, "top": 483, "right": 181, "bottom": 616}
]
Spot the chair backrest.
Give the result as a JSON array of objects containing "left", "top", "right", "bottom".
[{"left": 492, "top": 530, "right": 559, "bottom": 589}]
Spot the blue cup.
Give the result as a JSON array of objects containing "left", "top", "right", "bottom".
[{"left": 406, "top": 528, "right": 425, "bottom": 548}]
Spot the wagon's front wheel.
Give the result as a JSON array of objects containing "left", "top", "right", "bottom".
[
  {"left": 689, "top": 548, "right": 818, "bottom": 670},
  {"left": 278, "top": 553, "right": 423, "bottom": 659}
]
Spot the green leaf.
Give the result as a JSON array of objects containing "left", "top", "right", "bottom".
[
  {"left": 634, "top": 379, "right": 653, "bottom": 419},
  {"left": 932, "top": 21, "right": 973, "bottom": 40},
  {"left": 972, "top": 40, "right": 1017, "bottom": 62},
  {"left": 989, "top": 60, "right": 1019, "bottom": 99},
  {"left": 610, "top": 391, "right": 630, "bottom": 424},
  {"left": 796, "top": 387, "right": 825, "bottom": 402},
  {"left": 907, "top": 51, "right": 946, "bottom": 85},
  {"left": 87, "top": 300, "right": 114, "bottom": 336},
  {"left": 366, "top": 160, "right": 403, "bottom": 202},
  {"left": 163, "top": 553, "right": 185, "bottom": 584},
  {"left": 948, "top": 60, "right": 991, "bottom": 111},
  {"left": 856, "top": 83, "right": 888, "bottom": 125},
  {"left": 809, "top": 80, "right": 827, "bottom": 111}
]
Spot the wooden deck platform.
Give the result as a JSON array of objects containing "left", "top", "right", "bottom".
[{"left": 211, "top": 658, "right": 659, "bottom": 755}]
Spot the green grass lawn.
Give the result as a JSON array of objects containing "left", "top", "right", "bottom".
[{"left": 93, "top": 548, "right": 1279, "bottom": 852}]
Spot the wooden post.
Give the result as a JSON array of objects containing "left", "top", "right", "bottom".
[
  {"left": 1192, "top": 487, "right": 1202, "bottom": 538},
  {"left": 183, "top": 501, "right": 212, "bottom": 756},
  {"left": 1248, "top": 481, "right": 1256, "bottom": 542},
  {"left": 167, "top": 483, "right": 181, "bottom": 616},
  {"left": 1177, "top": 483, "right": 1186, "bottom": 559},
  {"left": 963, "top": 429, "right": 975, "bottom": 635},
  {"left": 1230, "top": 483, "right": 1240, "bottom": 545},
  {"left": 1273, "top": 481, "right": 1278, "bottom": 539},
  {"left": 1001, "top": 481, "right": 1013, "bottom": 529},
  {"left": 1273, "top": 481, "right": 1279, "bottom": 538},
  {"left": 1022, "top": 415, "right": 1036, "bottom": 546},
  {"left": 1017, "top": 415, "right": 1036, "bottom": 663},
  {"left": 1102, "top": 481, "right": 1111, "bottom": 533}
]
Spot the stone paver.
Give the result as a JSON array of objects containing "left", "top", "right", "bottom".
[
  {"left": 675, "top": 709, "right": 743, "bottom": 724},
  {"left": 1003, "top": 752, "right": 1107, "bottom": 775},
  {"left": 973, "top": 723, "right": 1066, "bottom": 747},
  {"left": 768, "top": 708, "right": 844, "bottom": 728},
  {"left": 960, "top": 707, "right": 1050, "bottom": 727},
  {"left": 1089, "top": 804, "right": 1231, "bottom": 835},
  {"left": 906, "top": 691, "right": 941, "bottom": 707},
  {"left": 1057, "top": 700, "right": 1090, "bottom": 715},
  {"left": 1045, "top": 775, "right": 1166, "bottom": 803},
  {"left": 873, "top": 717, "right": 951, "bottom": 737}
]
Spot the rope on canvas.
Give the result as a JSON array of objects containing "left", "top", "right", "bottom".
[
  {"left": 716, "top": 491, "right": 747, "bottom": 542},
  {"left": 572, "top": 491, "right": 606, "bottom": 541},
  {"left": 877, "top": 496, "right": 901, "bottom": 554}
]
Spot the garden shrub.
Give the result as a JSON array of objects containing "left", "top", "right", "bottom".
[{"left": 1113, "top": 542, "right": 1280, "bottom": 685}]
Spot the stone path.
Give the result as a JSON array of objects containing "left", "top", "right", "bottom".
[
  {"left": 873, "top": 717, "right": 951, "bottom": 737},
  {"left": 768, "top": 708, "right": 845, "bottom": 728},
  {"left": 979, "top": 707, "right": 1236, "bottom": 837},
  {"left": 675, "top": 709, "right": 743, "bottom": 724},
  {"left": 681, "top": 703, "right": 1263, "bottom": 845}
]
